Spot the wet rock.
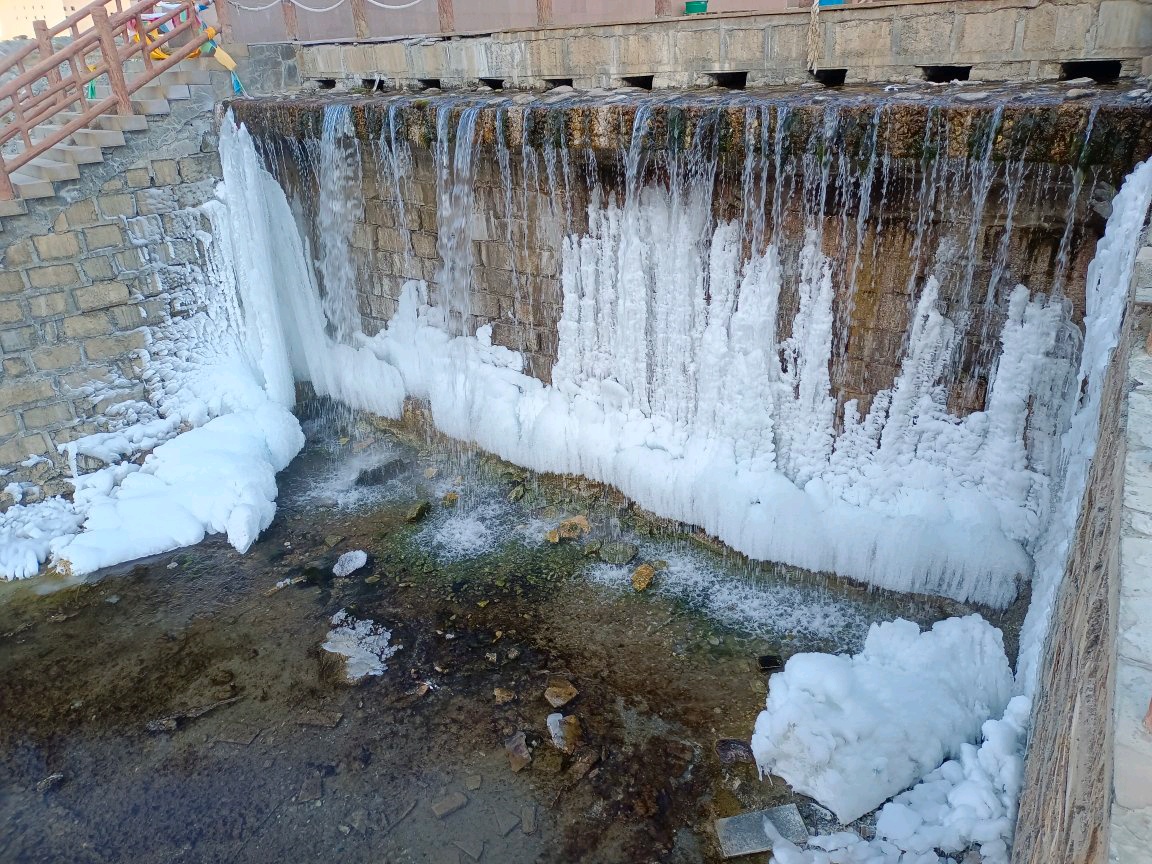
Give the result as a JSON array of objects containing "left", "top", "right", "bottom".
[
  {"left": 494, "top": 687, "right": 516, "bottom": 705},
  {"left": 557, "top": 515, "right": 591, "bottom": 540},
  {"left": 582, "top": 540, "right": 602, "bottom": 556},
  {"left": 453, "top": 838, "right": 484, "bottom": 861},
  {"left": 354, "top": 459, "right": 403, "bottom": 486},
  {"left": 508, "top": 485, "right": 526, "bottom": 503},
  {"left": 714, "top": 804, "right": 808, "bottom": 857},
  {"left": 521, "top": 804, "right": 537, "bottom": 834},
  {"left": 431, "top": 791, "right": 468, "bottom": 818},
  {"left": 512, "top": 93, "right": 534, "bottom": 104},
  {"left": 297, "top": 709, "right": 343, "bottom": 728},
  {"left": 332, "top": 550, "right": 369, "bottom": 578},
  {"left": 505, "top": 730, "right": 532, "bottom": 772},
  {"left": 1063, "top": 76, "right": 1096, "bottom": 86},
  {"left": 715, "top": 739, "right": 756, "bottom": 765},
  {"left": 567, "top": 747, "right": 600, "bottom": 781},
  {"left": 631, "top": 563, "right": 657, "bottom": 592},
  {"left": 442, "top": 491, "right": 459, "bottom": 506},
  {"left": 956, "top": 91, "right": 989, "bottom": 102},
  {"left": 495, "top": 809, "right": 520, "bottom": 836},
  {"left": 547, "top": 713, "right": 582, "bottom": 754},
  {"left": 406, "top": 501, "right": 431, "bottom": 523},
  {"left": 36, "top": 773, "right": 64, "bottom": 795},
  {"left": 544, "top": 678, "right": 578, "bottom": 708},
  {"left": 297, "top": 771, "right": 324, "bottom": 803},
  {"left": 465, "top": 774, "right": 482, "bottom": 791},
  {"left": 1066, "top": 88, "right": 1096, "bottom": 100},
  {"left": 600, "top": 542, "right": 638, "bottom": 565}
]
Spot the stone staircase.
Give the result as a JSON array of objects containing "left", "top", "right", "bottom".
[{"left": 0, "top": 58, "right": 226, "bottom": 224}]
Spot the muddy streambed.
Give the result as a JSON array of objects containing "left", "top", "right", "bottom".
[{"left": 0, "top": 406, "right": 1026, "bottom": 863}]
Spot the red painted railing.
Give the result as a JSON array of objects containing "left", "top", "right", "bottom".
[{"left": 0, "top": 0, "right": 212, "bottom": 200}]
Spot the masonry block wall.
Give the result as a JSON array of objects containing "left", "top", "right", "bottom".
[{"left": 0, "top": 147, "right": 223, "bottom": 503}]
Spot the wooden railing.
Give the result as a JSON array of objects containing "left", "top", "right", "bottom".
[{"left": 0, "top": 0, "right": 212, "bottom": 200}]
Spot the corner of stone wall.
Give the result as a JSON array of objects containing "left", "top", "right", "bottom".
[{"left": 0, "top": 124, "right": 224, "bottom": 507}]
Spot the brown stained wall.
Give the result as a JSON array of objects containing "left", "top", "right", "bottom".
[{"left": 1010, "top": 311, "right": 1135, "bottom": 864}]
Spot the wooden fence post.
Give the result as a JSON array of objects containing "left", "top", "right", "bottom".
[
  {"left": 92, "top": 6, "right": 133, "bottom": 116},
  {"left": 33, "top": 20, "right": 65, "bottom": 107}
]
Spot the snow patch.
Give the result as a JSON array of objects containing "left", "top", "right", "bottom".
[
  {"left": 751, "top": 615, "right": 1013, "bottom": 825},
  {"left": 322, "top": 609, "right": 401, "bottom": 683},
  {"left": 333, "top": 549, "right": 369, "bottom": 577}
]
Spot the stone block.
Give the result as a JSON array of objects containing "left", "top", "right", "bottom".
[
  {"left": 831, "top": 19, "right": 894, "bottom": 60},
  {"left": 114, "top": 249, "right": 145, "bottom": 272},
  {"left": 4, "top": 238, "right": 36, "bottom": 268},
  {"left": 27, "top": 264, "right": 81, "bottom": 291},
  {"left": 61, "top": 199, "right": 100, "bottom": 228},
  {"left": 0, "top": 376, "right": 56, "bottom": 408},
  {"left": 84, "top": 224, "right": 125, "bottom": 251},
  {"left": 178, "top": 153, "right": 222, "bottom": 183},
  {"left": 411, "top": 232, "right": 439, "bottom": 259},
  {"left": 75, "top": 281, "right": 130, "bottom": 312},
  {"left": 28, "top": 292, "right": 69, "bottom": 319},
  {"left": 98, "top": 193, "right": 137, "bottom": 219},
  {"left": 82, "top": 255, "right": 117, "bottom": 281},
  {"left": 769, "top": 23, "right": 809, "bottom": 62},
  {"left": 22, "top": 401, "right": 74, "bottom": 429},
  {"left": 61, "top": 365, "right": 114, "bottom": 389},
  {"left": 896, "top": 15, "right": 953, "bottom": 58},
  {"left": 0, "top": 412, "right": 17, "bottom": 438},
  {"left": 63, "top": 313, "right": 112, "bottom": 339},
  {"left": 725, "top": 28, "right": 767, "bottom": 66},
  {"left": 151, "top": 159, "right": 181, "bottom": 186},
  {"left": 0, "top": 271, "right": 25, "bottom": 295},
  {"left": 671, "top": 28, "right": 722, "bottom": 71},
  {"left": 125, "top": 167, "right": 153, "bottom": 189},
  {"left": 136, "top": 188, "right": 178, "bottom": 217},
  {"left": 30, "top": 344, "right": 82, "bottom": 372},
  {"left": 0, "top": 299, "right": 23, "bottom": 324},
  {"left": 1022, "top": 3, "right": 1094, "bottom": 52},
  {"left": 619, "top": 31, "right": 667, "bottom": 71},
  {"left": 958, "top": 10, "right": 1019, "bottom": 54},
  {"left": 3, "top": 357, "right": 29, "bottom": 377},
  {"left": 108, "top": 304, "right": 147, "bottom": 329},
  {"left": 84, "top": 331, "right": 147, "bottom": 360},
  {"left": 377, "top": 226, "right": 411, "bottom": 254},
  {"left": 0, "top": 325, "right": 38, "bottom": 353},
  {"left": 33, "top": 231, "right": 82, "bottom": 261},
  {"left": 1096, "top": 0, "right": 1152, "bottom": 50},
  {"left": 0, "top": 433, "right": 49, "bottom": 464}
]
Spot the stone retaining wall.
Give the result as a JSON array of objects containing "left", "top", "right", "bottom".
[{"left": 0, "top": 145, "right": 223, "bottom": 503}]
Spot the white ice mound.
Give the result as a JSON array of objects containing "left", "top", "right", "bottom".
[
  {"left": 322, "top": 609, "right": 400, "bottom": 683},
  {"left": 751, "top": 615, "right": 1013, "bottom": 824},
  {"left": 333, "top": 549, "right": 369, "bottom": 577}
]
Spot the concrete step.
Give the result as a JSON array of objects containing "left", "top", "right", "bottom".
[
  {"left": 0, "top": 198, "right": 29, "bottom": 218},
  {"left": 46, "top": 143, "right": 104, "bottom": 165},
  {"left": 21, "top": 156, "right": 81, "bottom": 182},
  {"left": 93, "top": 82, "right": 188, "bottom": 103},
  {"left": 9, "top": 172, "right": 55, "bottom": 199},
  {"left": 57, "top": 111, "right": 150, "bottom": 132},
  {"left": 160, "top": 69, "right": 214, "bottom": 86},
  {"left": 32, "top": 125, "right": 127, "bottom": 148}
]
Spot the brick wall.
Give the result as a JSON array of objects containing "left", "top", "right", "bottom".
[{"left": 0, "top": 148, "right": 223, "bottom": 502}]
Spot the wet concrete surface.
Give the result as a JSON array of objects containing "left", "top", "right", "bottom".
[{"left": 0, "top": 411, "right": 1026, "bottom": 863}]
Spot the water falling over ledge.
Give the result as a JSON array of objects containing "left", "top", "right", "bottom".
[{"left": 220, "top": 87, "right": 1152, "bottom": 609}]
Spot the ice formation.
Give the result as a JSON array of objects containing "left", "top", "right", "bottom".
[
  {"left": 332, "top": 549, "right": 369, "bottom": 577},
  {"left": 751, "top": 616, "right": 1013, "bottom": 825},
  {"left": 322, "top": 609, "right": 400, "bottom": 683}
]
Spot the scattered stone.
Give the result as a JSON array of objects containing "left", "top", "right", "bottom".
[
  {"left": 631, "top": 563, "right": 657, "bottom": 591},
  {"left": 715, "top": 739, "right": 756, "bottom": 765},
  {"left": 1063, "top": 76, "right": 1096, "bottom": 86},
  {"left": 549, "top": 84, "right": 574, "bottom": 94},
  {"left": 707, "top": 636, "right": 720, "bottom": 646},
  {"left": 146, "top": 695, "right": 241, "bottom": 733},
  {"left": 494, "top": 687, "right": 516, "bottom": 705},
  {"left": 465, "top": 774, "right": 482, "bottom": 791},
  {"left": 406, "top": 501, "right": 432, "bottom": 523},
  {"left": 355, "top": 459, "right": 403, "bottom": 486},
  {"left": 600, "top": 542, "right": 638, "bottom": 565},
  {"left": 714, "top": 804, "right": 808, "bottom": 857},
  {"left": 545, "top": 529, "right": 561, "bottom": 544},
  {"left": 521, "top": 804, "right": 537, "bottom": 834},
  {"left": 505, "top": 730, "right": 532, "bottom": 772},
  {"left": 1066, "top": 88, "right": 1096, "bottom": 99},
  {"left": 431, "top": 791, "right": 468, "bottom": 819},
  {"left": 506, "top": 646, "right": 521, "bottom": 660},
  {"left": 332, "top": 550, "right": 369, "bottom": 578},
  {"left": 533, "top": 747, "right": 564, "bottom": 774},
  {"left": 323, "top": 534, "right": 345, "bottom": 548},
  {"left": 556, "top": 515, "right": 591, "bottom": 540},
  {"left": 443, "top": 491, "right": 459, "bottom": 506},
  {"left": 453, "top": 838, "right": 484, "bottom": 861},
  {"left": 567, "top": 747, "right": 600, "bottom": 781},
  {"left": 338, "top": 824, "right": 351, "bottom": 835},
  {"left": 297, "top": 772, "right": 324, "bottom": 803},
  {"left": 297, "top": 709, "right": 343, "bottom": 728},
  {"left": 216, "top": 726, "right": 261, "bottom": 746},
  {"left": 547, "top": 713, "right": 582, "bottom": 754},
  {"left": 36, "top": 773, "right": 64, "bottom": 794},
  {"left": 105, "top": 595, "right": 120, "bottom": 604},
  {"left": 543, "top": 678, "right": 578, "bottom": 708},
  {"left": 955, "top": 91, "right": 988, "bottom": 102},
  {"left": 494, "top": 809, "right": 520, "bottom": 836}
]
